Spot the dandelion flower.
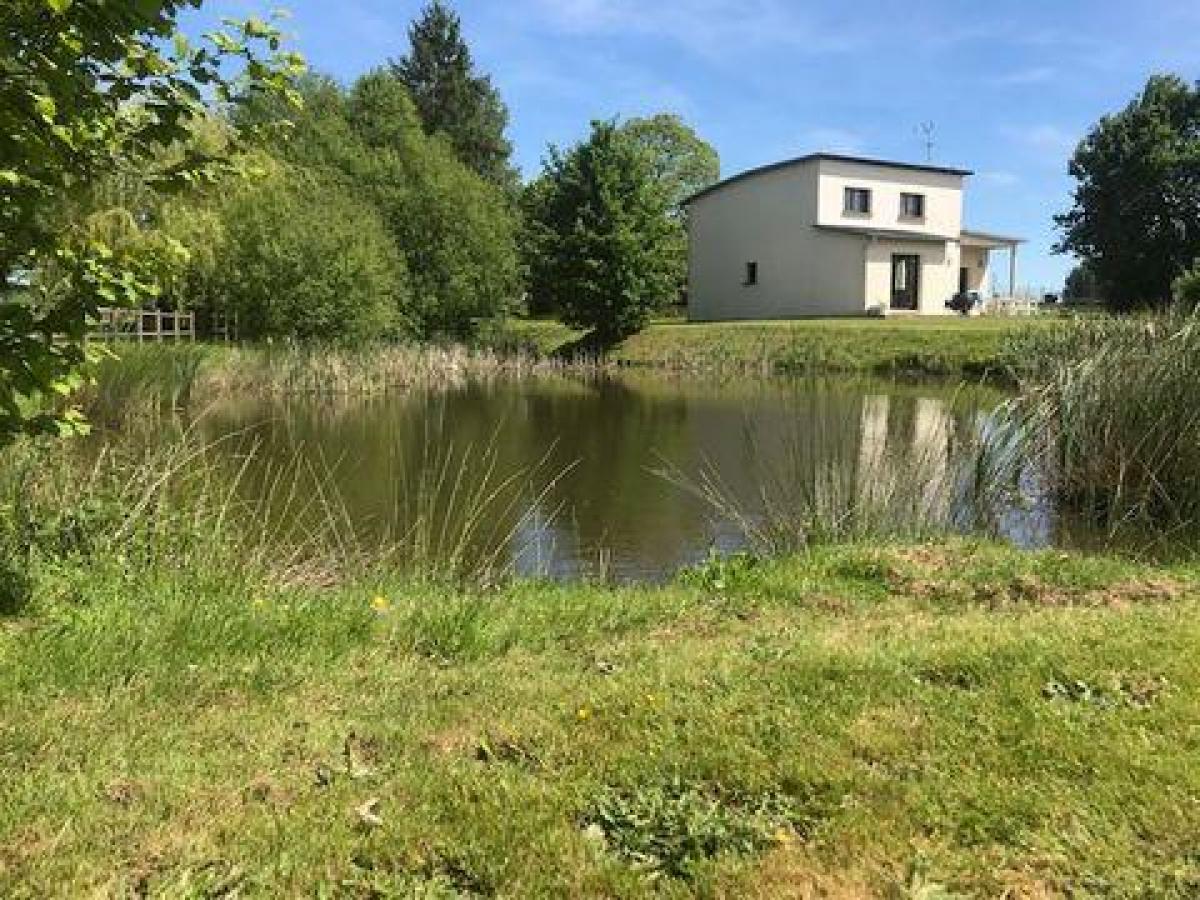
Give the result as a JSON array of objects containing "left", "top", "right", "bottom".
[
  {"left": 773, "top": 827, "right": 795, "bottom": 845},
  {"left": 576, "top": 705, "right": 592, "bottom": 721},
  {"left": 371, "top": 595, "right": 391, "bottom": 613}
]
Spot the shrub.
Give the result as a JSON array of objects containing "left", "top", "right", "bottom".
[
  {"left": 1173, "top": 262, "right": 1200, "bottom": 311},
  {"left": 212, "top": 164, "right": 406, "bottom": 341}
]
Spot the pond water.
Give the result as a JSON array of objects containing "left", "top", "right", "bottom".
[{"left": 199, "top": 372, "right": 1059, "bottom": 582}]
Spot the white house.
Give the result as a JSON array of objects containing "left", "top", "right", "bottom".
[{"left": 685, "top": 153, "right": 1024, "bottom": 319}]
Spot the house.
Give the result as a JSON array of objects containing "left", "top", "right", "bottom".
[{"left": 684, "top": 153, "right": 1024, "bottom": 319}]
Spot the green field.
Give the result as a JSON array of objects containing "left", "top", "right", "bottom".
[
  {"left": 4, "top": 540, "right": 1199, "bottom": 896},
  {"left": 500, "top": 315, "right": 1058, "bottom": 379}
]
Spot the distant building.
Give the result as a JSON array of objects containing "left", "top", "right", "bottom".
[{"left": 685, "top": 153, "right": 1024, "bottom": 319}]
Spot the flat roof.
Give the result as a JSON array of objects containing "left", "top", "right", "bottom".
[
  {"left": 816, "top": 223, "right": 957, "bottom": 244},
  {"left": 684, "top": 153, "right": 974, "bottom": 206},
  {"left": 961, "top": 228, "right": 1026, "bottom": 246}
]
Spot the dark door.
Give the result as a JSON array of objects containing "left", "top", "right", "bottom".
[
  {"left": 891, "top": 254, "right": 920, "bottom": 310},
  {"left": 959, "top": 266, "right": 970, "bottom": 294}
]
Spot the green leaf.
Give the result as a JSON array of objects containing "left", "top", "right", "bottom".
[
  {"left": 33, "top": 94, "right": 57, "bottom": 122},
  {"left": 44, "top": 0, "right": 72, "bottom": 13}
]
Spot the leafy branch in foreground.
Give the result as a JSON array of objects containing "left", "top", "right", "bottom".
[{"left": 0, "top": 0, "right": 304, "bottom": 444}]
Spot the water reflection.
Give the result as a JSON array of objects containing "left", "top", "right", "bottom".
[{"left": 201, "top": 372, "right": 1049, "bottom": 582}]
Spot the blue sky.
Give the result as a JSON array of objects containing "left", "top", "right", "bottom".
[{"left": 184, "top": 0, "right": 1200, "bottom": 291}]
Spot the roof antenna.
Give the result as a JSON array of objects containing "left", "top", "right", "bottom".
[{"left": 915, "top": 121, "right": 936, "bottom": 162}]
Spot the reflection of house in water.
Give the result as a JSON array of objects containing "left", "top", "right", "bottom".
[{"left": 858, "top": 393, "right": 955, "bottom": 515}]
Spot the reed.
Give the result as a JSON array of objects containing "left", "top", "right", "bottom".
[
  {"left": 80, "top": 341, "right": 603, "bottom": 426},
  {"left": 658, "top": 393, "right": 1025, "bottom": 556},
  {"left": 0, "top": 410, "right": 571, "bottom": 616},
  {"left": 1007, "top": 312, "right": 1200, "bottom": 535}
]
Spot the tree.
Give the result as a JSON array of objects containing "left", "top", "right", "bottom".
[
  {"left": 619, "top": 114, "right": 720, "bottom": 213},
  {"left": 526, "top": 120, "right": 678, "bottom": 345},
  {"left": 204, "top": 161, "right": 405, "bottom": 341},
  {"left": 1055, "top": 75, "right": 1200, "bottom": 311},
  {"left": 391, "top": 1, "right": 516, "bottom": 190},
  {"left": 0, "top": 0, "right": 302, "bottom": 443},
  {"left": 1063, "top": 261, "right": 1102, "bottom": 303},
  {"left": 618, "top": 114, "right": 719, "bottom": 298}
]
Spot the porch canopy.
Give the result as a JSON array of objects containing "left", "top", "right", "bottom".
[{"left": 961, "top": 229, "right": 1025, "bottom": 295}]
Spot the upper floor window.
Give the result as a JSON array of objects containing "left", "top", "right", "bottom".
[
  {"left": 844, "top": 187, "right": 871, "bottom": 215},
  {"left": 900, "top": 193, "right": 926, "bottom": 218}
]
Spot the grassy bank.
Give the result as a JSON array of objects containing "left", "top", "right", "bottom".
[
  {"left": 79, "top": 342, "right": 584, "bottom": 424},
  {"left": 502, "top": 316, "right": 1057, "bottom": 379},
  {"left": 3, "top": 538, "right": 1199, "bottom": 896},
  {"left": 76, "top": 315, "right": 1049, "bottom": 426}
]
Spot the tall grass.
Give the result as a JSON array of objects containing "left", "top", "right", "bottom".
[
  {"left": 80, "top": 341, "right": 597, "bottom": 425},
  {"left": 658, "top": 393, "right": 1026, "bottom": 555},
  {"left": 0, "top": 413, "right": 572, "bottom": 616},
  {"left": 1008, "top": 313, "right": 1200, "bottom": 535}
]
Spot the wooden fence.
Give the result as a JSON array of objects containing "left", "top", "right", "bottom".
[{"left": 89, "top": 308, "right": 238, "bottom": 342}]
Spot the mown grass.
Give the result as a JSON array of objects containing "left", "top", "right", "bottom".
[
  {"left": 7, "top": 318, "right": 1197, "bottom": 895},
  {"left": 2, "top": 540, "right": 1199, "bottom": 896},
  {"left": 501, "top": 316, "right": 1059, "bottom": 380}
]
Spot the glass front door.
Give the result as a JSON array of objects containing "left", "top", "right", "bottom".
[{"left": 891, "top": 254, "right": 920, "bottom": 311}]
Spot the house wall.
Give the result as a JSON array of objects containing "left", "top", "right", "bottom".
[
  {"left": 815, "top": 158, "right": 964, "bottom": 238},
  {"left": 960, "top": 246, "right": 991, "bottom": 295},
  {"left": 687, "top": 157, "right": 975, "bottom": 320},
  {"left": 864, "top": 239, "right": 959, "bottom": 314},
  {"left": 687, "top": 161, "right": 869, "bottom": 320}
]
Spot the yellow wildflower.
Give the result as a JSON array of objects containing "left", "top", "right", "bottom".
[
  {"left": 773, "top": 827, "right": 795, "bottom": 845},
  {"left": 371, "top": 595, "right": 391, "bottom": 613},
  {"left": 576, "top": 705, "right": 592, "bottom": 721}
]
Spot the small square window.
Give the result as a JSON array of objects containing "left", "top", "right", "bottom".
[
  {"left": 900, "top": 193, "right": 926, "bottom": 218},
  {"left": 744, "top": 261, "right": 758, "bottom": 286},
  {"left": 844, "top": 187, "right": 871, "bottom": 215}
]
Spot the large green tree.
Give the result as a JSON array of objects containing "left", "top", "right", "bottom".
[
  {"left": 206, "top": 161, "right": 405, "bottom": 341},
  {"left": 618, "top": 114, "right": 719, "bottom": 296},
  {"left": 1055, "top": 75, "right": 1200, "bottom": 311},
  {"left": 391, "top": 1, "right": 515, "bottom": 190},
  {"left": 619, "top": 114, "right": 720, "bottom": 213},
  {"left": 526, "top": 120, "right": 678, "bottom": 345},
  {"left": 251, "top": 70, "right": 520, "bottom": 339},
  {"left": 0, "top": 0, "right": 302, "bottom": 443}
]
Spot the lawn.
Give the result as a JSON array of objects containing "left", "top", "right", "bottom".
[
  {"left": 501, "top": 315, "right": 1059, "bottom": 379},
  {"left": 3, "top": 541, "right": 1199, "bottom": 896}
]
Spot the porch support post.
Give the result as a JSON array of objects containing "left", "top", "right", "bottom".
[{"left": 1008, "top": 243, "right": 1018, "bottom": 297}]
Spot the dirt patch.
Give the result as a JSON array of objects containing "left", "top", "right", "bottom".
[
  {"left": 1088, "top": 577, "right": 1187, "bottom": 609},
  {"left": 890, "top": 546, "right": 956, "bottom": 572},
  {"left": 731, "top": 847, "right": 876, "bottom": 898},
  {"left": 421, "top": 721, "right": 479, "bottom": 757},
  {"left": 103, "top": 778, "right": 145, "bottom": 807},
  {"left": 889, "top": 570, "right": 1191, "bottom": 610}
]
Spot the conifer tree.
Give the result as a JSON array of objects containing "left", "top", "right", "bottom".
[{"left": 392, "top": 1, "right": 516, "bottom": 190}]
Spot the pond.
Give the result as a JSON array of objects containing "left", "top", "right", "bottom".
[{"left": 199, "top": 372, "right": 1058, "bottom": 582}]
